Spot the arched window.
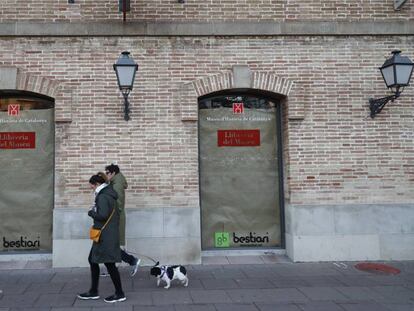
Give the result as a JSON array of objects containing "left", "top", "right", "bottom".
[
  {"left": 0, "top": 91, "right": 55, "bottom": 252},
  {"left": 198, "top": 91, "right": 284, "bottom": 249}
]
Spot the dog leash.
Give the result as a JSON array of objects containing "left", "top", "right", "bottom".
[{"left": 126, "top": 251, "right": 158, "bottom": 265}]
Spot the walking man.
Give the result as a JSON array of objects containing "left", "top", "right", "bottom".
[{"left": 105, "top": 164, "right": 140, "bottom": 276}]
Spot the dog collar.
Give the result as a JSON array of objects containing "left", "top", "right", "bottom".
[{"left": 160, "top": 266, "right": 167, "bottom": 278}]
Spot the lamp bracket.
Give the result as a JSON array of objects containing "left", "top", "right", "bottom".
[
  {"left": 369, "top": 93, "right": 400, "bottom": 118},
  {"left": 122, "top": 92, "right": 131, "bottom": 121}
]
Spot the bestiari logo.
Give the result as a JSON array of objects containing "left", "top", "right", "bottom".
[
  {"left": 3, "top": 236, "right": 40, "bottom": 249},
  {"left": 233, "top": 232, "right": 269, "bottom": 244}
]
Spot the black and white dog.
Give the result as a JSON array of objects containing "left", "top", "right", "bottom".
[{"left": 150, "top": 261, "right": 189, "bottom": 289}]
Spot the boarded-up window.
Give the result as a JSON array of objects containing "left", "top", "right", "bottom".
[
  {"left": 199, "top": 94, "right": 282, "bottom": 249},
  {"left": 0, "top": 93, "right": 54, "bottom": 252}
]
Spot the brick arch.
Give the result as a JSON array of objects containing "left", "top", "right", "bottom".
[
  {"left": 0, "top": 67, "right": 72, "bottom": 122},
  {"left": 191, "top": 71, "right": 294, "bottom": 97},
  {"left": 16, "top": 70, "right": 62, "bottom": 99},
  {"left": 180, "top": 71, "right": 304, "bottom": 121}
]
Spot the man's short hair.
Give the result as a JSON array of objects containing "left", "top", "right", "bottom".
[{"left": 105, "top": 163, "right": 120, "bottom": 174}]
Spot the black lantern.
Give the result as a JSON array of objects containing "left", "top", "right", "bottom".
[
  {"left": 369, "top": 50, "right": 414, "bottom": 118},
  {"left": 113, "top": 51, "right": 138, "bottom": 121}
]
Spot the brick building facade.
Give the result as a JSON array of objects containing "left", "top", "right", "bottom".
[{"left": 0, "top": 0, "right": 413, "bottom": 266}]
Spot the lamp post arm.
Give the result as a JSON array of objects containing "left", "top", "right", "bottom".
[{"left": 369, "top": 93, "right": 400, "bottom": 118}]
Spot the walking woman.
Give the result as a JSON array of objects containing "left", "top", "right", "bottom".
[{"left": 77, "top": 173, "right": 126, "bottom": 303}]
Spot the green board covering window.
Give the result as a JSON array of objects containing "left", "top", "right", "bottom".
[
  {"left": 0, "top": 93, "right": 54, "bottom": 252},
  {"left": 199, "top": 94, "right": 282, "bottom": 249}
]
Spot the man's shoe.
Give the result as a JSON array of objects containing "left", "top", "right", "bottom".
[
  {"left": 104, "top": 293, "right": 126, "bottom": 303},
  {"left": 77, "top": 291, "right": 100, "bottom": 300},
  {"left": 131, "top": 258, "right": 141, "bottom": 277}
]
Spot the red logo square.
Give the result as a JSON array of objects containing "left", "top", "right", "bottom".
[
  {"left": 233, "top": 103, "right": 244, "bottom": 114},
  {"left": 8, "top": 104, "right": 20, "bottom": 116}
]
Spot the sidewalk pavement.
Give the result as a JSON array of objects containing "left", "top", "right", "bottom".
[{"left": 1, "top": 255, "right": 414, "bottom": 311}]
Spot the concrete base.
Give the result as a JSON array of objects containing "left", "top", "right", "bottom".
[
  {"left": 52, "top": 207, "right": 201, "bottom": 268},
  {"left": 202, "top": 248, "right": 286, "bottom": 257},
  {"left": 20, "top": 203, "right": 414, "bottom": 266},
  {"left": 0, "top": 252, "right": 52, "bottom": 262},
  {"left": 286, "top": 203, "right": 414, "bottom": 262}
]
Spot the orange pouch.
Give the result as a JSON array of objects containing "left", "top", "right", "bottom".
[{"left": 89, "top": 227, "right": 101, "bottom": 242}]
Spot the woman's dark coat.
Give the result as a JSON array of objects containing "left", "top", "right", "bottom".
[{"left": 88, "top": 185, "right": 121, "bottom": 263}]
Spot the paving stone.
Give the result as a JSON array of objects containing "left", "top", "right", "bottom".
[
  {"left": 297, "top": 301, "right": 345, "bottom": 311},
  {"left": 298, "top": 287, "right": 349, "bottom": 301},
  {"left": 50, "top": 272, "right": 90, "bottom": 284},
  {"left": 256, "top": 303, "right": 302, "bottom": 311},
  {"left": 398, "top": 262, "right": 414, "bottom": 272},
  {"left": 9, "top": 308, "right": 51, "bottom": 311},
  {"left": 133, "top": 307, "right": 175, "bottom": 311},
  {"left": 264, "top": 288, "right": 309, "bottom": 303},
  {"left": 180, "top": 279, "right": 204, "bottom": 289},
  {"left": 90, "top": 307, "right": 133, "bottom": 311},
  {"left": 338, "top": 302, "right": 391, "bottom": 311},
  {"left": 400, "top": 274, "right": 414, "bottom": 285},
  {"left": 239, "top": 268, "right": 278, "bottom": 279},
  {"left": 190, "top": 290, "right": 232, "bottom": 304},
  {"left": 335, "top": 286, "right": 385, "bottom": 301},
  {"left": 201, "top": 279, "right": 239, "bottom": 289},
  {"left": 0, "top": 293, "right": 40, "bottom": 307},
  {"left": 214, "top": 303, "right": 259, "bottom": 311},
  {"left": 366, "top": 276, "right": 409, "bottom": 286},
  {"left": 62, "top": 281, "right": 114, "bottom": 295},
  {"left": 34, "top": 294, "right": 77, "bottom": 307},
  {"left": 185, "top": 270, "right": 214, "bottom": 280},
  {"left": 173, "top": 304, "right": 216, "bottom": 311},
  {"left": 226, "top": 289, "right": 269, "bottom": 303},
  {"left": 272, "top": 264, "right": 340, "bottom": 277},
  {"left": 131, "top": 279, "right": 159, "bottom": 290},
  {"left": 151, "top": 290, "right": 193, "bottom": 305},
  {"left": 0, "top": 272, "right": 13, "bottom": 282},
  {"left": 1, "top": 259, "right": 414, "bottom": 311},
  {"left": 371, "top": 286, "right": 414, "bottom": 302},
  {"left": 25, "top": 282, "right": 65, "bottom": 294},
  {"left": 116, "top": 291, "right": 152, "bottom": 305},
  {"left": 382, "top": 303, "right": 414, "bottom": 311},
  {"left": 271, "top": 277, "right": 311, "bottom": 288},
  {"left": 212, "top": 269, "right": 246, "bottom": 279},
  {"left": 332, "top": 276, "right": 381, "bottom": 287},
  {"left": 13, "top": 271, "right": 55, "bottom": 284},
  {"left": 226, "top": 288, "right": 308, "bottom": 303},
  {"left": 300, "top": 276, "right": 347, "bottom": 287},
  {"left": 0, "top": 283, "right": 29, "bottom": 295},
  {"left": 233, "top": 278, "right": 275, "bottom": 289}
]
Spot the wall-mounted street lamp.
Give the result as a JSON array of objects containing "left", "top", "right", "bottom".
[
  {"left": 113, "top": 51, "right": 138, "bottom": 121},
  {"left": 369, "top": 50, "right": 414, "bottom": 118}
]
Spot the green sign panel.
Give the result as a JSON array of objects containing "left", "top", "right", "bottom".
[{"left": 214, "top": 232, "right": 230, "bottom": 247}]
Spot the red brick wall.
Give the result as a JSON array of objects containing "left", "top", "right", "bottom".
[
  {"left": 1, "top": 36, "right": 413, "bottom": 207},
  {"left": 0, "top": 0, "right": 411, "bottom": 22}
]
